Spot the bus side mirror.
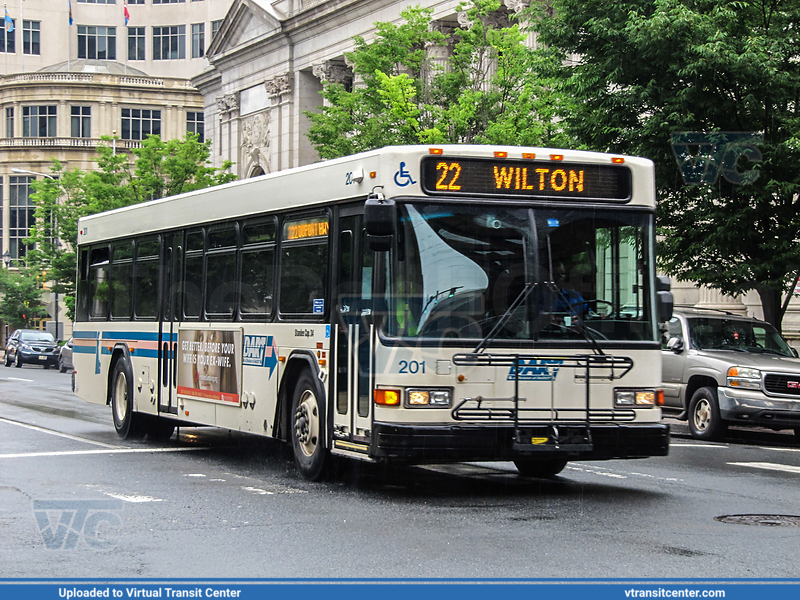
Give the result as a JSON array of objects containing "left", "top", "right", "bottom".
[
  {"left": 656, "top": 276, "right": 673, "bottom": 323},
  {"left": 365, "top": 194, "right": 395, "bottom": 252}
]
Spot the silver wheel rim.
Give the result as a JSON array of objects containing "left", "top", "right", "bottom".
[
  {"left": 113, "top": 371, "right": 128, "bottom": 424},
  {"left": 294, "top": 389, "right": 319, "bottom": 458},
  {"left": 693, "top": 398, "right": 710, "bottom": 432}
]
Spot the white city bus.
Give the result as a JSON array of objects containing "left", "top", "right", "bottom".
[{"left": 73, "top": 145, "right": 673, "bottom": 480}]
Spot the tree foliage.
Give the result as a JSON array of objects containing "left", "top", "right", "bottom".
[
  {"left": 528, "top": 0, "right": 800, "bottom": 330},
  {"left": 24, "top": 134, "right": 236, "bottom": 322},
  {"left": 0, "top": 268, "right": 49, "bottom": 330},
  {"left": 305, "top": 0, "right": 574, "bottom": 159}
]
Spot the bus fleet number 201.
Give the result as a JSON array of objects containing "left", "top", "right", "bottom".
[{"left": 398, "top": 360, "right": 426, "bottom": 374}]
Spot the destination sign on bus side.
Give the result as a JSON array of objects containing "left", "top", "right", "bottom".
[{"left": 420, "top": 157, "right": 632, "bottom": 201}]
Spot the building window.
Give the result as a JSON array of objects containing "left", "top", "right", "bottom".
[
  {"left": 22, "top": 106, "right": 57, "bottom": 137},
  {"left": 78, "top": 0, "right": 117, "bottom": 4},
  {"left": 211, "top": 20, "right": 223, "bottom": 41},
  {"left": 71, "top": 106, "right": 91, "bottom": 138},
  {"left": 153, "top": 0, "right": 185, "bottom": 3},
  {"left": 191, "top": 23, "right": 204, "bottom": 58},
  {"left": 0, "top": 21, "right": 15, "bottom": 53},
  {"left": 153, "top": 25, "right": 185, "bottom": 60},
  {"left": 122, "top": 108, "right": 161, "bottom": 140},
  {"left": 186, "top": 111, "right": 204, "bottom": 142},
  {"left": 78, "top": 26, "right": 117, "bottom": 60},
  {"left": 9, "top": 176, "right": 34, "bottom": 261},
  {"left": 23, "top": 20, "right": 40, "bottom": 55},
  {"left": 128, "top": 27, "right": 145, "bottom": 60},
  {"left": 128, "top": 0, "right": 144, "bottom": 4},
  {"left": 6, "top": 107, "right": 13, "bottom": 138}
]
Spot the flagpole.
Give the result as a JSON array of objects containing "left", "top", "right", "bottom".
[
  {"left": 3, "top": 4, "right": 7, "bottom": 76},
  {"left": 18, "top": 0, "right": 21, "bottom": 72},
  {"left": 67, "top": 0, "right": 71, "bottom": 73}
]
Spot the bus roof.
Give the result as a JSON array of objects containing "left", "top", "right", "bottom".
[{"left": 77, "top": 145, "right": 655, "bottom": 245}]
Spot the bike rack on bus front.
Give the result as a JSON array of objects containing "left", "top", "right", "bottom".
[{"left": 450, "top": 353, "right": 634, "bottom": 454}]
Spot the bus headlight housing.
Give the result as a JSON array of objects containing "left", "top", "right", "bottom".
[
  {"left": 727, "top": 366, "right": 762, "bottom": 390},
  {"left": 405, "top": 388, "right": 452, "bottom": 408},
  {"left": 614, "top": 388, "right": 658, "bottom": 407}
]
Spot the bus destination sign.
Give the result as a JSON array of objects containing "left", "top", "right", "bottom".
[{"left": 420, "top": 156, "right": 632, "bottom": 201}]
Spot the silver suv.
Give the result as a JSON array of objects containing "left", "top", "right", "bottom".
[{"left": 662, "top": 308, "right": 800, "bottom": 441}]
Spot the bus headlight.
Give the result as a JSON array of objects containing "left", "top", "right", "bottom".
[
  {"left": 405, "top": 388, "right": 452, "bottom": 408},
  {"left": 727, "top": 367, "right": 762, "bottom": 390},
  {"left": 614, "top": 389, "right": 657, "bottom": 407}
]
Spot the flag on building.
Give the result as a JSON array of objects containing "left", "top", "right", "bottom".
[
  {"left": 124, "top": 2, "right": 130, "bottom": 25},
  {"left": 4, "top": 6, "right": 13, "bottom": 32},
  {"left": 68, "top": 0, "right": 73, "bottom": 26}
]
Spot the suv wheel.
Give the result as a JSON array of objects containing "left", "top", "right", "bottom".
[{"left": 688, "top": 386, "right": 727, "bottom": 441}]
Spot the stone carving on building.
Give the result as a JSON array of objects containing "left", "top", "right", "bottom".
[
  {"left": 216, "top": 92, "right": 240, "bottom": 115},
  {"left": 241, "top": 110, "right": 271, "bottom": 175},
  {"left": 458, "top": 4, "right": 512, "bottom": 28},
  {"left": 312, "top": 61, "right": 354, "bottom": 87},
  {"left": 503, "top": 0, "right": 530, "bottom": 14},
  {"left": 264, "top": 74, "right": 294, "bottom": 99}
]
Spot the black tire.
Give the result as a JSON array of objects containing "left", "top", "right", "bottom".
[
  {"left": 793, "top": 428, "right": 800, "bottom": 444},
  {"left": 110, "top": 358, "right": 144, "bottom": 439},
  {"left": 4, "top": 353, "right": 10, "bottom": 367},
  {"left": 290, "top": 370, "right": 329, "bottom": 481},
  {"left": 43, "top": 363, "right": 50, "bottom": 370},
  {"left": 59, "top": 357, "right": 67, "bottom": 373},
  {"left": 688, "top": 386, "right": 727, "bottom": 441},
  {"left": 15, "top": 352, "right": 22, "bottom": 368},
  {"left": 514, "top": 458, "right": 568, "bottom": 478},
  {"left": 146, "top": 416, "right": 176, "bottom": 441}
]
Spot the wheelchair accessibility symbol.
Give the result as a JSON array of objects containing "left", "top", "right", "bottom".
[{"left": 394, "top": 162, "right": 417, "bottom": 187}]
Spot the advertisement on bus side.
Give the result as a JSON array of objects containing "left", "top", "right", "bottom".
[{"left": 177, "top": 328, "right": 242, "bottom": 405}]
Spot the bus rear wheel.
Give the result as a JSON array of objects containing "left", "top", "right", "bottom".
[
  {"left": 111, "top": 358, "right": 144, "bottom": 439},
  {"left": 290, "top": 370, "right": 328, "bottom": 481},
  {"left": 513, "top": 458, "right": 568, "bottom": 478}
]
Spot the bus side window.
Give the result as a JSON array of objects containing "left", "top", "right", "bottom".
[
  {"left": 76, "top": 248, "right": 90, "bottom": 321},
  {"left": 88, "top": 246, "right": 110, "bottom": 320}
]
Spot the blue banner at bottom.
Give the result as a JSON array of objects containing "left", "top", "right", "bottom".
[{"left": 0, "top": 582, "right": 799, "bottom": 600}]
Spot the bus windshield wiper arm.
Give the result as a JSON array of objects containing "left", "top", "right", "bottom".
[{"left": 474, "top": 282, "right": 536, "bottom": 354}]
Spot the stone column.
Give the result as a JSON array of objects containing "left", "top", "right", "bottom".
[
  {"left": 264, "top": 74, "right": 293, "bottom": 172},
  {"left": 695, "top": 286, "right": 748, "bottom": 315}
]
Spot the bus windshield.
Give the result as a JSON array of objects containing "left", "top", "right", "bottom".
[{"left": 383, "top": 202, "right": 656, "bottom": 343}]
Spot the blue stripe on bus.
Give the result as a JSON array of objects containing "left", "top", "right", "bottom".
[
  {"left": 73, "top": 331, "right": 99, "bottom": 339},
  {"left": 99, "top": 346, "right": 160, "bottom": 359}
]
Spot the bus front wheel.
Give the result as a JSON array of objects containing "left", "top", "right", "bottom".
[
  {"left": 111, "top": 358, "right": 144, "bottom": 439},
  {"left": 290, "top": 370, "right": 328, "bottom": 481}
]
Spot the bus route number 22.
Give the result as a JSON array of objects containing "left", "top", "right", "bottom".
[
  {"left": 436, "top": 161, "right": 462, "bottom": 190},
  {"left": 398, "top": 360, "right": 426, "bottom": 374}
]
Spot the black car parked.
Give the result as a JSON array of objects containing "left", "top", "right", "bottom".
[{"left": 4, "top": 329, "right": 59, "bottom": 369}]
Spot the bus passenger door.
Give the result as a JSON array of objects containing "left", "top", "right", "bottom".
[
  {"left": 158, "top": 233, "right": 181, "bottom": 416},
  {"left": 333, "top": 213, "right": 374, "bottom": 451}
]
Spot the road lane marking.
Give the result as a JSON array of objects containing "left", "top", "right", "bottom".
[
  {"left": 5, "top": 377, "right": 33, "bottom": 382},
  {"left": 670, "top": 442, "right": 728, "bottom": 448},
  {"left": 0, "top": 447, "right": 207, "bottom": 459},
  {"left": 105, "top": 493, "right": 163, "bottom": 502},
  {"left": 0, "top": 416, "right": 118, "bottom": 448},
  {"left": 728, "top": 462, "right": 800, "bottom": 475}
]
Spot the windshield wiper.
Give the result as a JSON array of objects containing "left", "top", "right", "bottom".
[{"left": 474, "top": 282, "right": 536, "bottom": 353}]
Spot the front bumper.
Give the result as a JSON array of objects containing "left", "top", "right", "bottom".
[
  {"left": 20, "top": 351, "right": 58, "bottom": 365},
  {"left": 372, "top": 422, "right": 670, "bottom": 462},
  {"left": 718, "top": 387, "right": 800, "bottom": 430}
]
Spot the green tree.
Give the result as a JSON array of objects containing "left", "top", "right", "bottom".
[
  {"left": 25, "top": 133, "right": 236, "bottom": 322},
  {"left": 529, "top": 0, "right": 800, "bottom": 331},
  {"left": 305, "top": 0, "right": 573, "bottom": 159},
  {"left": 0, "top": 268, "right": 49, "bottom": 330}
]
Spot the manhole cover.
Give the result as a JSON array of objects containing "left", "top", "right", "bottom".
[{"left": 715, "top": 514, "right": 800, "bottom": 527}]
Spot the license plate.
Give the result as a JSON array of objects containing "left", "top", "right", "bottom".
[{"left": 38, "top": 355, "right": 47, "bottom": 360}]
